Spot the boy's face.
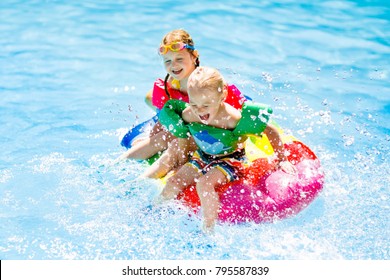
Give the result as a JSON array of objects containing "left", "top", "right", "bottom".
[
  {"left": 188, "top": 88, "right": 224, "bottom": 124},
  {"left": 162, "top": 50, "right": 197, "bottom": 81}
]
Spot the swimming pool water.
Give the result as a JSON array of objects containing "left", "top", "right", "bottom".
[{"left": 0, "top": 0, "right": 389, "bottom": 260}]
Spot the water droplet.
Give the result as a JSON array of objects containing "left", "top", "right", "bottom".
[{"left": 342, "top": 135, "right": 354, "bottom": 146}]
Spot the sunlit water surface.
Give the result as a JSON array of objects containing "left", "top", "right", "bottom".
[{"left": 0, "top": 0, "right": 389, "bottom": 259}]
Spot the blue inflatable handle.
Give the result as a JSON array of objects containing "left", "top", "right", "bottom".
[
  {"left": 244, "top": 94, "right": 252, "bottom": 101},
  {"left": 120, "top": 115, "right": 158, "bottom": 149}
]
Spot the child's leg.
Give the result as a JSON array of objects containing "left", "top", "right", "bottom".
[
  {"left": 176, "top": 137, "right": 197, "bottom": 166},
  {"left": 196, "top": 168, "right": 228, "bottom": 231},
  {"left": 142, "top": 137, "right": 197, "bottom": 179},
  {"left": 117, "top": 129, "right": 174, "bottom": 161},
  {"left": 162, "top": 164, "right": 200, "bottom": 200},
  {"left": 142, "top": 138, "right": 179, "bottom": 178},
  {"left": 141, "top": 151, "right": 172, "bottom": 179}
]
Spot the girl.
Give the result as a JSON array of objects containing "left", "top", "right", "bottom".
[
  {"left": 117, "top": 30, "right": 246, "bottom": 177},
  {"left": 158, "top": 67, "right": 296, "bottom": 232}
]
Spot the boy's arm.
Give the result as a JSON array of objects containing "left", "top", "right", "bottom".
[
  {"left": 263, "top": 124, "right": 286, "bottom": 162},
  {"left": 263, "top": 124, "right": 296, "bottom": 174},
  {"left": 159, "top": 99, "right": 190, "bottom": 138}
]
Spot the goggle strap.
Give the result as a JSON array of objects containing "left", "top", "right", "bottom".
[{"left": 185, "top": 44, "right": 195, "bottom": 50}]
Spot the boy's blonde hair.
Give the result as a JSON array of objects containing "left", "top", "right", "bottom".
[{"left": 188, "top": 66, "right": 226, "bottom": 95}]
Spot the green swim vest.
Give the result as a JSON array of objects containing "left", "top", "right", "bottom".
[{"left": 159, "top": 99, "right": 273, "bottom": 155}]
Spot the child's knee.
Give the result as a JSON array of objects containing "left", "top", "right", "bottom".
[
  {"left": 162, "top": 176, "right": 181, "bottom": 198},
  {"left": 166, "top": 174, "right": 182, "bottom": 187}
]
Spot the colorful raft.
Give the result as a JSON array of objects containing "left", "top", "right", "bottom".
[{"left": 121, "top": 120, "right": 324, "bottom": 224}]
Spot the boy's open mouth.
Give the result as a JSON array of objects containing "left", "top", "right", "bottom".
[{"left": 199, "top": 114, "right": 210, "bottom": 122}]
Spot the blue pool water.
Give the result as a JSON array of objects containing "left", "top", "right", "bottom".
[{"left": 0, "top": 0, "right": 389, "bottom": 260}]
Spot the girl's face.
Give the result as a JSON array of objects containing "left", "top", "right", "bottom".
[
  {"left": 188, "top": 88, "right": 224, "bottom": 124},
  {"left": 162, "top": 50, "right": 197, "bottom": 81}
]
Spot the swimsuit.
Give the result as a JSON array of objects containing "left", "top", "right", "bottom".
[{"left": 186, "top": 149, "right": 246, "bottom": 182}]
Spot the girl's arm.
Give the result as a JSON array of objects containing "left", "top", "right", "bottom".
[
  {"left": 145, "top": 89, "right": 155, "bottom": 110},
  {"left": 263, "top": 124, "right": 297, "bottom": 174}
]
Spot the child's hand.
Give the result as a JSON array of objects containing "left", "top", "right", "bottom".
[{"left": 277, "top": 160, "right": 297, "bottom": 175}]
